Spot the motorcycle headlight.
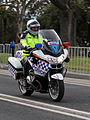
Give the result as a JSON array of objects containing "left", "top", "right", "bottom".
[
  {"left": 46, "top": 56, "right": 58, "bottom": 63},
  {"left": 58, "top": 54, "right": 64, "bottom": 63},
  {"left": 45, "top": 54, "right": 65, "bottom": 63}
]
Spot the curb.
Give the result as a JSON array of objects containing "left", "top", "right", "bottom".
[
  {"left": 66, "top": 72, "right": 90, "bottom": 80},
  {"left": 0, "top": 64, "right": 8, "bottom": 70}
]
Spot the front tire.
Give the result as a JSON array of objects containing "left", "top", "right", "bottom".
[{"left": 49, "top": 80, "right": 64, "bottom": 102}]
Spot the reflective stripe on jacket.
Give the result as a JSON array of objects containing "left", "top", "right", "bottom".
[{"left": 20, "top": 31, "right": 44, "bottom": 59}]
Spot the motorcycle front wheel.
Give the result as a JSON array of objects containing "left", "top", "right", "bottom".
[
  {"left": 49, "top": 79, "right": 64, "bottom": 102},
  {"left": 18, "top": 79, "right": 34, "bottom": 96}
]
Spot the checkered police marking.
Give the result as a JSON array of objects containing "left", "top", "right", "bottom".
[
  {"left": 16, "top": 51, "right": 22, "bottom": 60},
  {"left": 28, "top": 57, "right": 50, "bottom": 76},
  {"left": 8, "top": 64, "right": 16, "bottom": 76},
  {"left": 28, "top": 57, "right": 32, "bottom": 61},
  {"left": 36, "top": 60, "right": 50, "bottom": 72},
  {"left": 32, "top": 60, "right": 50, "bottom": 76},
  {"left": 32, "top": 64, "right": 46, "bottom": 76}
]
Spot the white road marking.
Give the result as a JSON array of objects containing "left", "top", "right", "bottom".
[{"left": 0, "top": 93, "right": 90, "bottom": 120}]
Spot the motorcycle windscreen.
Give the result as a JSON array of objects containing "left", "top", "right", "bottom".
[
  {"left": 51, "top": 73, "right": 63, "bottom": 80},
  {"left": 39, "top": 29, "right": 63, "bottom": 57},
  {"left": 43, "top": 41, "right": 63, "bottom": 57},
  {"left": 40, "top": 29, "right": 62, "bottom": 45}
]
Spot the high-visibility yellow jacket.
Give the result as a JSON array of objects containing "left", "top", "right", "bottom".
[{"left": 20, "top": 30, "right": 44, "bottom": 59}]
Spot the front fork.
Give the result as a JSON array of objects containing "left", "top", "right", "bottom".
[
  {"left": 62, "top": 67, "right": 67, "bottom": 77},
  {"left": 48, "top": 71, "right": 51, "bottom": 87},
  {"left": 47, "top": 67, "right": 67, "bottom": 87},
  {"left": 48, "top": 71, "right": 63, "bottom": 87}
]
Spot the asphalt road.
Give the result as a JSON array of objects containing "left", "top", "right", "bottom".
[{"left": 0, "top": 74, "right": 90, "bottom": 120}]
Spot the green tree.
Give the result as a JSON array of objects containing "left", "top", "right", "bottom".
[
  {"left": 0, "top": 0, "right": 50, "bottom": 32},
  {"left": 0, "top": 7, "right": 18, "bottom": 43},
  {"left": 50, "top": 0, "right": 90, "bottom": 46},
  {"left": 0, "top": 0, "right": 50, "bottom": 43},
  {"left": 70, "top": 0, "right": 90, "bottom": 46},
  {"left": 38, "top": 4, "right": 60, "bottom": 36}
]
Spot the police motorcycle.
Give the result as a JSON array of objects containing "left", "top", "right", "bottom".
[{"left": 8, "top": 29, "right": 70, "bottom": 102}]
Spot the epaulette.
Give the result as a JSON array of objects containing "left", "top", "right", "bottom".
[
  {"left": 21, "top": 30, "right": 29, "bottom": 39},
  {"left": 23, "top": 30, "right": 29, "bottom": 34}
]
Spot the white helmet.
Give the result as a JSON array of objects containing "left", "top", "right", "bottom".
[{"left": 27, "top": 19, "right": 40, "bottom": 35}]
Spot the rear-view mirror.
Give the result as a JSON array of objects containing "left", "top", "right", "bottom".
[{"left": 63, "top": 42, "right": 70, "bottom": 47}]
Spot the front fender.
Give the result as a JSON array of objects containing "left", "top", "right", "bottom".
[{"left": 51, "top": 73, "right": 64, "bottom": 80}]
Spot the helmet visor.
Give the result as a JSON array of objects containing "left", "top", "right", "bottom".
[{"left": 31, "top": 27, "right": 39, "bottom": 32}]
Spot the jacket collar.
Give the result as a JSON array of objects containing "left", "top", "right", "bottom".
[{"left": 28, "top": 32, "right": 39, "bottom": 38}]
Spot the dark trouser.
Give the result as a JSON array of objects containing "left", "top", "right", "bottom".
[
  {"left": 21, "top": 58, "right": 31, "bottom": 79},
  {"left": 12, "top": 47, "right": 15, "bottom": 57}
]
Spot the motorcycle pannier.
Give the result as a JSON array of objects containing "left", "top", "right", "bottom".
[{"left": 8, "top": 57, "right": 23, "bottom": 80}]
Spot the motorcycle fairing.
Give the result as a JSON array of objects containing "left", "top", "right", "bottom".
[
  {"left": 8, "top": 57, "right": 23, "bottom": 79},
  {"left": 48, "top": 41, "right": 59, "bottom": 45},
  {"left": 51, "top": 73, "right": 63, "bottom": 80},
  {"left": 48, "top": 41, "right": 59, "bottom": 53},
  {"left": 28, "top": 57, "right": 50, "bottom": 76},
  {"left": 51, "top": 44, "right": 58, "bottom": 53},
  {"left": 42, "top": 41, "right": 64, "bottom": 57},
  {"left": 8, "top": 63, "right": 17, "bottom": 77}
]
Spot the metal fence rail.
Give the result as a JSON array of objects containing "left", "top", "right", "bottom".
[
  {"left": 67, "top": 47, "right": 90, "bottom": 74},
  {"left": 0, "top": 44, "right": 90, "bottom": 74}
]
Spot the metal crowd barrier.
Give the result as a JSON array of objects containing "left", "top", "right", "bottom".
[
  {"left": 0, "top": 44, "right": 90, "bottom": 74},
  {"left": 67, "top": 47, "right": 90, "bottom": 74}
]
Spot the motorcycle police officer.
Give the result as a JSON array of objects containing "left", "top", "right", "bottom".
[{"left": 20, "top": 19, "right": 44, "bottom": 80}]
